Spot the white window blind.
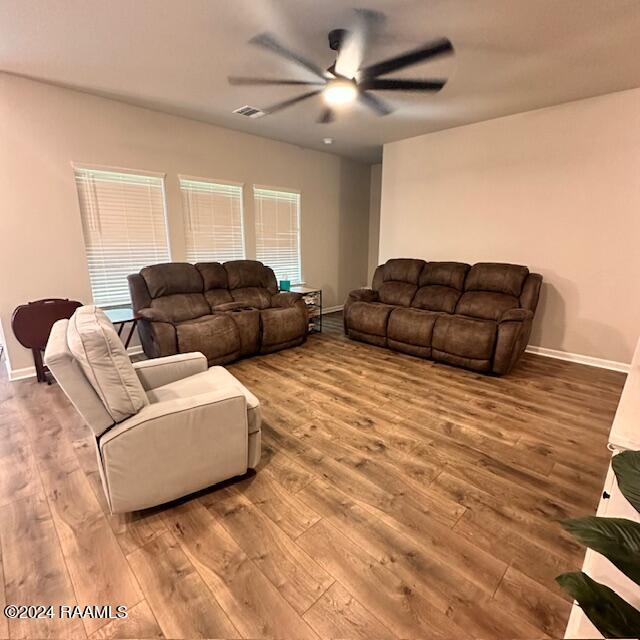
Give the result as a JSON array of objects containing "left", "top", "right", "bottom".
[
  {"left": 180, "top": 178, "right": 245, "bottom": 264},
  {"left": 253, "top": 187, "right": 302, "bottom": 284},
  {"left": 74, "top": 167, "right": 170, "bottom": 306}
]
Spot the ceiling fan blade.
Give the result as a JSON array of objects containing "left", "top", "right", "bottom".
[
  {"left": 361, "top": 38, "right": 453, "bottom": 80},
  {"left": 263, "top": 90, "right": 322, "bottom": 115},
  {"left": 228, "top": 76, "right": 325, "bottom": 86},
  {"left": 317, "top": 108, "right": 335, "bottom": 124},
  {"left": 358, "top": 91, "right": 393, "bottom": 116},
  {"left": 250, "top": 33, "right": 327, "bottom": 80},
  {"left": 360, "top": 78, "right": 446, "bottom": 92},
  {"left": 334, "top": 9, "right": 386, "bottom": 79}
]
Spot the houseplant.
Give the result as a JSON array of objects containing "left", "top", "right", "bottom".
[{"left": 557, "top": 449, "right": 640, "bottom": 637}]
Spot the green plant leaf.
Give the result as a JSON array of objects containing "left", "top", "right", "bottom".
[
  {"left": 612, "top": 450, "right": 640, "bottom": 515},
  {"left": 562, "top": 516, "right": 640, "bottom": 587},
  {"left": 556, "top": 571, "right": 640, "bottom": 638}
]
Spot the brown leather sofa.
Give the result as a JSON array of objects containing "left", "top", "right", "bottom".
[
  {"left": 128, "top": 260, "right": 307, "bottom": 365},
  {"left": 344, "top": 259, "right": 542, "bottom": 375}
]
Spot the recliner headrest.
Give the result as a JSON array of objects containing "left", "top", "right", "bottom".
[
  {"left": 383, "top": 259, "right": 425, "bottom": 284},
  {"left": 465, "top": 263, "right": 529, "bottom": 296},
  {"left": 141, "top": 263, "right": 203, "bottom": 298}
]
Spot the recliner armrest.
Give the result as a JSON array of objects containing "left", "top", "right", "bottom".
[
  {"left": 347, "top": 288, "right": 379, "bottom": 303},
  {"left": 499, "top": 308, "right": 533, "bottom": 323},
  {"left": 98, "top": 389, "right": 248, "bottom": 513},
  {"left": 137, "top": 307, "right": 173, "bottom": 323},
  {"left": 133, "top": 352, "right": 208, "bottom": 390},
  {"left": 271, "top": 291, "right": 303, "bottom": 308}
]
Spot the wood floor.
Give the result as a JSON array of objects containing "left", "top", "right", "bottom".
[{"left": 0, "top": 312, "right": 626, "bottom": 639}]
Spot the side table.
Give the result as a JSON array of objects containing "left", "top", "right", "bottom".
[
  {"left": 290, "top": 286, "right": 322, "bottom": 333},
  {"left": 103, "top": 307, "right": 138, "bottom": 349}
]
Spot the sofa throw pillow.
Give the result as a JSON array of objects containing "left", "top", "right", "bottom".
[{"left": 67, "top": 305, "right": 148, "bottom": 423}]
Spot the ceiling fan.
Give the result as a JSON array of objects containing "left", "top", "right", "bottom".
[{"left": 228, "top": 9, "right": 454, "bottom": 123}]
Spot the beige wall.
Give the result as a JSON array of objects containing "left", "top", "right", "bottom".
[
  {"left": 380, "top": 88, "right": 640, "bottom": 364},
  {"left": 0, "top": 73, "right": 371, "bottom": 376},
  {"left": 367, "top": 164, "right": 382, "bottom": 283}
]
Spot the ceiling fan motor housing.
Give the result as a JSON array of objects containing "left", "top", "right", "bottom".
[{"left": 328, "top": 28, "right": 349, "bottom": 51}]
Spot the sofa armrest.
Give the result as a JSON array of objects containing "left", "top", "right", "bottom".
[
  {"left": 137, "top": 307, "right": 173, "bottom": 323},
  {"left": 347, "top": 288, "right": 379, "bottom": 303},
  {"left": 133, "top": 352, "right": 207, "bottom": 390},
  {"left": 271, "top": 291, "right": 303, "bottom": 308},
  {"left": 499, "top": 308, "right": 533, "bottom": 323},
  {"left": 98, "top": 390, "right": 248, "bottom": 513}
]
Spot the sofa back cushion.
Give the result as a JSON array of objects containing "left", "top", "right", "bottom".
[
  {"left": 150, "top": 294, "right": 210, "bottom": 323},
  {"left": 455, "top": 291, "right": 519, "bottom": 321},
  {"left": 141, "top": 263, "right": 203, "bottom": 297},
  {"left": 196, "top": 262, "right": 228, "bottom": 289},
  {"left": 44, "top": 318, "right": 115, "bottom": 437},
  {"left": 374, "top": 258, "right": 425, "bottom": 306},
  {"left": 383, "top": 258, "right": 425, "bottom": 285},
  {"left": 66, "top": 306, "right": 148, "bottom": 424},
  {"left": 196, "top": 262, "right": 233, "bottom": 309},
  {"left": 420, "top": 262, "right": 470, "bottom": 290},
  {"left": 224, "top": 260, "right": 277, "bottom": 309},
  {"left": 412, "top": 262, "right": 469, "bottom": 313},
  {"left": 224, "top": 260, "right": 278, "bottom": 293},
  {"left": 377, "top": 282, "right": 417, "bottom": 307},
  {"left": 456, "top": 263, "right": 528, "bottom": 321},
  {"left": 140, "top": 262, "right": 209, "bottom": 322},
  {"left": 464, "top": 263, "right": 529, "bottom": 296}
]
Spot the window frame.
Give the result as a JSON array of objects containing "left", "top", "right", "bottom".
[
  {"left": 178, "top": 174, "right": 246, "bottom": 265},
  {"left": 72, "top": 162, "right": 172, "bottom": 309},
  {"left": 252, "top": 184, "right": 303, "bottom": 286}
]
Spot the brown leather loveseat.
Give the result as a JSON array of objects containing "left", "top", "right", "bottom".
[
  {"left": 128, "top": 260, "right": 307, "bottom": 365},
  {"left": 344, "top": 259, "right": 542, "bottom": 375}
]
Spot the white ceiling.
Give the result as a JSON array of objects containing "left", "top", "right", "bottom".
[{"left": 1, "top": 0, "right": 639, "bottom": 163}]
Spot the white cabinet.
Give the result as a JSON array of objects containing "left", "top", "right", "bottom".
[
  {"left": 565, "top": 338, "right": 640, "bottom": 639},
  {"left": 565, "top": 463, "right": 640, "bottom": 638}
]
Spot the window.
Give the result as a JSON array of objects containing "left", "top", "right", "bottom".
[
  {"left": 74, "top": 166, "right": 170, "bottom": 306},
  {"left": 180, "top": 178, "right": 245, "bottom": 263},
  {"left": 253, "top": 186, "right": 302, "bottom": 284}
]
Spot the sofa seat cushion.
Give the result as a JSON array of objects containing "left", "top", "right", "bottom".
[
  {"left": 260, "top": 306, "right": 307, "bottom": 348},
  {"left": 388, "top": 308, "right": 438, "bottom": 347},
  {"left": 67, "top": 306, "right": 148, "bottom": 423},
  {"left": 231, "top": 287, "right": 272, "bottom": 309},
  {"left": 176, "top": 315, "right": 240, "bottom": 364},
  {"left": 377, "top": 281, "right": 417, "bottom": 306},
  {"left": 346, "top": 301, "right": 395, "bottom": 337},
  {"left": 465, "top": 263, "right": 529, "bottom": 296},
  {"left": 432, "top": 314, "right": 497, "bottom": 360},
  {"left": 412, "top": 285, "right": 461, "bottom": 313},
  {"left": 150, "top": 293, "right": 210, "bottom": 323},
  {"left": 146, "top": 366, "right": 261, "bottom": 434},
  {"left": 455, "top": 291, "right": 519, "bottom": 321}
]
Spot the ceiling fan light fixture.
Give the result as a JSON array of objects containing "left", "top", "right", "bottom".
[{"left": 323, "top": 78, "right": 358, "bottom": 107}]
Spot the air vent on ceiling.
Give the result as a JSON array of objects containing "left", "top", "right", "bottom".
[{"left": 232, "top": 105, "right": 266, "bottom": 118}]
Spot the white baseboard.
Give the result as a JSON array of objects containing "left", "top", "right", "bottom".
[
  {"left": 525, "top": 345, "right": 630, "bottom": 373},
  {"left": 323, "top": 305, "right": 344, "bottom": 314},
  {"left": 8, "top": 345, "right": 145, "bottom": 381},
  {"left": 8, "top": 365, "right": 37, "bottom": 381}
]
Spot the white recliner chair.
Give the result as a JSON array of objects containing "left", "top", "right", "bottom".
[{"left": 44, "top": 305, "right": 261, "bottom": 513}]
